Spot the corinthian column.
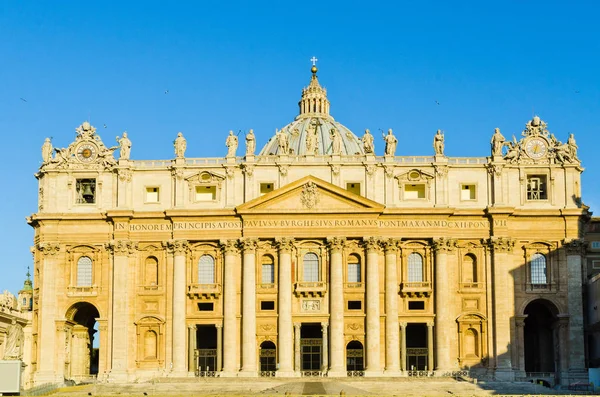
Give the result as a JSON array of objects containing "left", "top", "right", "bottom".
[
  {"left": 108, "top": 239, "right": 137, "bottom": 381},
  {"left": 220, "top": 239, "right": 239, "bottom": 375},
  {"left": 168, "top": 239, "right": 188, "bottom": 375},
  {"left": 240, "top": 238, "right": 258, "bottom": 375},
  {"left": 363, "top": 237, "right": 382, "bottom": 375},
  {"left": 488, "top": 237, "right": 515, "bottom": 380},
  {"left": 34, "top": 243, "right": 61, "bottom": 385},
  {"left": 382, "top": 239, "right": 400, "bottom": 374},
  {"left": 327, "top": 237, "right": 345, "bottom": 376},
  {"left": 276, "top": 238, "right": 295, "bottom": 376},
  {"left": 433, "top": 237, "right": 457, "bottom": 371}
]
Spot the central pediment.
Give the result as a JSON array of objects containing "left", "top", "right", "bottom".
[{"left": 236, "top": 175, "right": 384, "bottom": 214}]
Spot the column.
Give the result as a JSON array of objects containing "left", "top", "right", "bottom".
[
  {"left": 400, "top": 322, "right": 407, "bottom": 372},
  {"left": 488, "top": 237, "right": 515, "bottom": 380},
  {"left": 241, "top": 238, "right": 258, "bottom": 375},
  {"left": 433, "top": 238, "right": 457, "bottom": 371},
  {"left": 565, "top": 239, "right": 587, "bottom": 380},
  {"left": 321, "top": 322, "right": 329, "bottom": 372},
  {"left": 514, "top": 316, "right": 526, "bottom": 377},
  {"left": 188, "top": 325, "right": 196, "bottom": 373},
  {"left": 364, "top": 237, "right": 382, "bottom": 375},
  {"left": 34, "top": 243, "right": 60, "bottom": 385},
  {"left": 277, "top": 238, "right": 295, "bottom": 376},
  {"left": 556, "top": 315, "right": 570, "bottom": 383},
  {"left": 327, "top": 237, "right": 345, "bottom": 376},
  {"left": 427, "top": 322, "right": 434, "bottom": 371},
  {"left": 382, "top": 239, "right": 400, "bottom": 374},
  {"left": 109, "top": 239, "right": 136, "bottom": 381},
  {"left": 168, "top": 239, "right": 188, "bottom": 375},
  {"left": 294, "top": 323, "right": 301, "bottom": 372},
  {"left": 220, "top": 239, "right": 239, "bottom": 375},
  {"left": 216, "top": 324, "right": 223, "bottom": 372}
]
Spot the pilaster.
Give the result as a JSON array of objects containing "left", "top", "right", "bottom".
[
  {"left": 327, "top": 237, "right": 345, "bottom": 376},
  {"left": 220, "top": 239, "right": 239, "bottom": 376},
  {"left": 382, "top": 239, "right": 400, "bottom": 374},
  {"left": 276, "top": 238, "right": 296, "bottom": 377},
  {"left": 363, "top": 236, "right": 382, "bottom": 375},
  {"left": 240, "top": 238, "right": 258, "bottom": 376},
  {"left": 167, "top": 239, "right": 188, "bottom": 375}
]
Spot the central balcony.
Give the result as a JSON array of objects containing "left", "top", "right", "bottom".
[
  {"left": 187, "top": 283, "right": 221, "bottom": 299},
  {"left": 400, "top": 282, "right": 431, "bottom": 297},
  {"left": 294, "top": 281, "right": 327, "bottom": 297}
]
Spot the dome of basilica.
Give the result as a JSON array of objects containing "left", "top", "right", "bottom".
[{"left": 258, "top": 66, "right": 365, "bottom": 156}]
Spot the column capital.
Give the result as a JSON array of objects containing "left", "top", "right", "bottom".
[
  {"left": 564, "top": 238, "right": 586, "bottom": 255},
  {"left": 426, "top": 321, "right": 434, "bottom": 328},
  {"left": 321, "top": 322, "right": 329, "bottom": 329},
  {"left": 515, "top": 315, "right": 527, "bottom": 328},
  {"left": 432, "top": 237, "right": 457, "bottom": 253},
  {"left": 399, "top": 321, "right": 407, "bottom": 328},
  {"left": 215, "top": 323, "right": 223, "bottom": 329},
  {"left": 37, "top": 242, "right": 60, "bottom": 256},
  {"left": 220, "top": 239, "right": 239, "bottom": 255},
  {"left": 188, "top": 325, "right": 197, "bottom": 331},
  {"left": 381, "top": 238, "right": 399, "bottom": 253},
  {"left": 165, "top": 239, "right": 188, "bottom": 255},
  {"left": 487, "top": 237, "right": 516, "bottom": 253},
  {"left": 362, "top": 236, "right": 381, "bottom": 252},
  {"left": 107, "top": 239, "right": 138, "bottom": 256},
  {"left": 327, "top": 237, "right": 346, "bottom": 252},
  {"left": 276, "top": 237, "right": 295, "bottom": 253},
  {"left": 239, "top": 237, "right": 258, "bottom": 252},
  {"left": 294, "top": 322, "right": 301, "bottom": 330}
]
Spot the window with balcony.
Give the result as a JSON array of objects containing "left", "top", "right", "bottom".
[
  {"left": 303, "top": 252, "right": 319, "bottom": 282},
  {"left": 530, "top": 253, "right": 547, "bottom": 285},
  {"left": 407, "top": 253, "right": 423, "bottom": 282},
  {"left": 198, "top": 255, "right": 215, "bottom": 284},
  {"left": 261, "top": 255, "right": 275, "bottom": 284},
  {"left": 77, "top": 256, "right": 93, "bottom": 286},
  {"left": 347, "top": 254, "right": 361, "bottom": 283}
]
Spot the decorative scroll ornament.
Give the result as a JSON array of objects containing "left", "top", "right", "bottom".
[
  {"left": 38, "top": 242, "right": 60, "bottom": 256},
  {"left": 108, "top": 239, "right": 138, "bottom": 255},
  {"left": 166, "top": 239, "right": 188, "bottom": 255},
  {"left": 301, "top": 181, "right": 320, "bottom": 209},
  {"left": 487, "top": 237, "right": 515, "bottom": 253},
  {"left": 432, "top": 237, "right": 458, "bottom": 253}
]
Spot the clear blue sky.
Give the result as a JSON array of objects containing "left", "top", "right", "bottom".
[{"left": 1, "top": 1, "right": 599, "bottom": 294}]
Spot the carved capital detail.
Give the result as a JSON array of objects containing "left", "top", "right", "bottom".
[
  {"left": 362, "top": 236, "right": 381, "bottom": 252},
  {"left": 108, "top": 239, "right": 138, "bottom": 255},
  {"left": 564, "top": 238, "right": 586, "bottom": 256},
  {"left": 488, "top": 237, "right": 516, "bottom": 253},
  {"left": 241, "top": 164, "right": 255, "bottom": 177},
  {"left": 276, "top": 237, "right": 295, "bottom": 253},
  {"left": 239, "top": 237, "right": 258, "bottom": 252},
  {"left": 432, "top": 237, "right": 458, "bottom": 253},
  {"left": 170, "top": 167, "right": 184, "bottom": 180},
  {"left": 166, "top": 239, "right": 188, "bottom": 255},
  {"left": 381, "top": 238, "right": 399, "bottom": 253},
  {"left": 327, "top": 237, "right": 346, "bottom": 252},
  {"left": 224, "top": 166, "right": 235, "bottom": 179},
  {"left": 277, "top": 164, "right": 289, "bottom": 176},
  {"left": 118, "top": 169, "right": 133, "bottom": 183},
  {"left": 485, "top": 163, "right": 503, "bottom": 177},
  {"left": 37, "top": 242, "right": 60, "bottom": 256},
  {"left": 383, "top": 165, "right": 394, "bottom": 178},
  {"left": 364, "top": 164, "right": 376, "bottom": 176},
  {"left": 433, "top": 165, "right": 448, "bottom": 176},
  {"left": 220, "top": 239, "right": 239, "bottom": 255},
  {"left": 330, "top": 164, "right": 340, "bottom": 175}
]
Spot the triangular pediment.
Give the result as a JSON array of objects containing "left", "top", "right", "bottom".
[{"left": 236, "top": 175, "right": 384, "bottom": 214}]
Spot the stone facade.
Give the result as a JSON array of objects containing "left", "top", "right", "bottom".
[{"left": 26, "top": 65, "right": 589, "bottom": 386}]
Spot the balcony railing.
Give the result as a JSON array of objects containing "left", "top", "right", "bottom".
[
  {"left": 294, "top": 281, "right": 327, "bottom": 297},
  {"left": 400, "top": 282, "right": 431, "bottom": 297},
  {"left": 257, "top": 283, "right": 277, "bottom": 292},
  {"left": 525, "top": 282, "right": 556, "bottom": 293},
  {"left": 67, "top": 285, "right": 99, "bottom": 297},
  {"left": 187, "top": 283, "right": 221, "bottom": 299},
  {"left": 459, "top": 282, "right": 484, "bottom": 290},
  {"left": 344, "top": 282, "right": 365, "bottom": 292}
]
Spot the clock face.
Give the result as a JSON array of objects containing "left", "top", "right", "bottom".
[
  {"left": 76, "top": 143, "right": 97, "bottom": 163},
  {"left": 525, "top": 138, "right": 548, "bottom": 159}
]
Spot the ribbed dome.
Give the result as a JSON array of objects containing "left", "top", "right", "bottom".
[{"left": 258, "top": 65, "right": 365, "bottom": 156}]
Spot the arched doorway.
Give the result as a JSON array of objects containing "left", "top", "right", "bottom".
[
  {"left": 259, "top": 341, "right": 276, "bottom": 375},
  {"left": 65, "top": 302, "right": 100, "bottom": 380},
  {"left": 346, "top": 340, "right": 364, "bottom": 375},
  {"left": 524, "top": 299, "right": 558, "bottom": 374}
]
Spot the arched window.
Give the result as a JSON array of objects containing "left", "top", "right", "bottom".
[
  {"left": 144, "top": 330, "right": 157, "bottom": 359},
  {"left": 303, "top": 252, "right": 319, "bottom": 282},
  {"left": 262, "top": 255, "right": 275, "bottom": 284},
  {"left": 407, "top": 253, "right": 423, "bottom": 282},
  {"left": 145, "top": 256, "right": 159, "bottom": 286},
  {"left": 530, "top": 253, "right": 547, "bottom": 284},
  {"left": 198, "top": 255, "right": 215, "bottom": 284},
  {"left": 347, "top": 254, "right": 361, "bottom": 283},
  {"left": 77, "top": 256, "right": 93, "bottom": 286},
  {"left": 462, "top": 254, "right": 477, "bottom": 283}
]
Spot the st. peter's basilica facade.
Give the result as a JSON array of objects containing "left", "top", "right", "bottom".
[{"left": 27, "top": 64, "right": 588, "bottom": 386}]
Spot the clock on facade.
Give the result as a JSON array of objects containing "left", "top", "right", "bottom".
[
  {"left": 76, "top": 143, "right": 98, "bottom": 163},
  {"left": 525, "top": 138, "right": 548, "bottom": 159}
]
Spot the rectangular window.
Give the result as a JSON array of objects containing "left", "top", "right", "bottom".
[
  {"left": 591, "top": 241, "right": 600, "bottom": 250},
  {"left": 76, "top": 178, "right": 96, "bottom": 204},
  {"left": 346, "top": 183, "right": 361, "bottom": 195},
  {"left": 198, "top": 303, "right": 214, "bottom": 311},
  {"left": 303, "top": 260, "right": 319, "bottom": 282},
  {"left": 348, "top": 300, "right": 362, "bottom": 310},
  {"left": 527, "top": 175, "right": 548, "bottom": 200},
  {"left": 195, "top": 185, "right": 216, "bottom": 201},
  {"left": 146, "top": 187, "right": 159, "bottom": 203},
  {"left": 260, "top": 183, "right": 274, "bottom": 195},
  {"left": 262, "top": 263, "right": 275, "bottom": 284},
  {"left": 260, "top": 301, "right": 275, "bottom": 310},
  {"left": 593, "top": 260, "right": 600, "bottom": 270},
  {"left": 404, "top": 184, "right": 425, "bottom": 199},
  {"left": 460, "top": 184, "right": 476, "bottom": 201},
  {"left": 348, "top": 263, "right": 361, "bottom": 283},
  {"left": 408, "top": 301, "right": 425, "bottom": 310}
]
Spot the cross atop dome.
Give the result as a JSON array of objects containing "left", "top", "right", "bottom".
[
  {"left": 310, "top": 56, "right": 318, "bottom": 74},
  {"left": 299, "top": 58, "right": 330, "bottom": 119}
]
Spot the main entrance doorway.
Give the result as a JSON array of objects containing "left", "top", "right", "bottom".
[
  {"left": 195, "top": 325, "right": 217, "bottom": 375},
  {"left": 301, "top": 323, "right": 322, "bottom": 375},
  {"left": 406, "top": 323, "right": 428, "bottom": 370},
  {"left": 524, "top": 300, "right": 558, "bottom": 375}
]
